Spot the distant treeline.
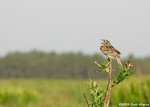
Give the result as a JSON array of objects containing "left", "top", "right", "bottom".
[{"left": 0, "top": 50, "right": 149, "bottom": 79}]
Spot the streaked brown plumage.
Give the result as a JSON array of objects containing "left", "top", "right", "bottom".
[{"left": 100, "top": 39, "right": 122, "bottom": 66}]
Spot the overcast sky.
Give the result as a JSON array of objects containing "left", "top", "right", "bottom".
[{"left": 0, "top": 0, "right": 150, "bottom": 57}]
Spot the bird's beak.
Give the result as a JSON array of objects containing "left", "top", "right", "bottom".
[{"left": 100, "top": 39, "right": 105, "bottom": 44}]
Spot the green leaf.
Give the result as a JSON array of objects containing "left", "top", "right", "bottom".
[
  {"left": 102, "top": 59, "right": 110, "bottom": 66},
  {"left": 114, "top": 70, "right": 135, "bottom": 85},
  {"left": 95, "top": 59, "right": 110, "bottom": 72},
  {"left": 125, "top": 71, "right": 135, "bottom": 76},
  {"left": 118, "top": 64, "right": 123, "bottom": 71},
  {"left": 94, "top": 61, "right": 101, "bottom": 68}
]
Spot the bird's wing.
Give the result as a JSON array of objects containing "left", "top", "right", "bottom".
[{"left": 109, "top": 46, "right": 121, "bottom": 55}]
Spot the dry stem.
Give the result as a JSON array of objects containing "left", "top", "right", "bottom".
[
  {"left": 83, "top": 93, "right": 90, "bottom": 107},
  {"left": 103, "top": 61, "right": 112, "bottom": 107}
]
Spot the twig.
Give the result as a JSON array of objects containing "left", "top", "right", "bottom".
[
  {"left": 103, "top": 60, "right": 112, "bottom": 107},
  {"left": 83, "top": 93, "right": 90, "bottom": 107}
]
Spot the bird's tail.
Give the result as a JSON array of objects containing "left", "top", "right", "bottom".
[{"left": 116, "top": 56, "right": 122, "bottom": 67}]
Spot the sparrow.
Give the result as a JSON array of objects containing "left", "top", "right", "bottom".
[{"left": 100, "top": 39, "right": 122, "bottom": 66}]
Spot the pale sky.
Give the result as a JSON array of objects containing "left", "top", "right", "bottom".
[{"left": 0, "top": 0, "right": 150, "bottom": 57}]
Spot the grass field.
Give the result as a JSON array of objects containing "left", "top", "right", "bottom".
[{"left": 0, "top": 76, "right": 149, "bottom": 107}]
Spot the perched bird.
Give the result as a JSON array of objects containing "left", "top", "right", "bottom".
[{"left": 100, "top": 39, "right": 122, "bottom": 66}]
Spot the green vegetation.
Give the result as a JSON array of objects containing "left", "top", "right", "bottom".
[
  {"left": 0, "top": 77, "right": 149, "bottom": 107},
  {"left": 111, "top": 76, "right": 150, "bottom": 106},
  {"left": 84, "top": 59, "right": 134, "bottom": 107},
  {"left": 0, "top": 88, "right": 38, "bottom": 107},
  {"left": 0, "top": 51, "right": 149, "bottom": 106}
]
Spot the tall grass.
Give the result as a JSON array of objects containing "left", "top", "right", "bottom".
[
  {"left": 0, "top": 87, "right": 38, "bottom": 107},
  {"left": 0, "top": 76, "right": 149, "bottom": 107},
  {"left": 111, "top": 76, "right": 150, "bottom": 106}
]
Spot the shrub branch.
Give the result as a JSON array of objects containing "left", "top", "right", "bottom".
[
  {"left": 84, "top": 59, "right": 134, "bottom": 107},
  {"left": 103, "top": 60, "right": 112, "bottom": 107}
]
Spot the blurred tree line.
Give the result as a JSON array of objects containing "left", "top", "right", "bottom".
[{"left": 0, "top": 50, "right": 149, "bottom": 79}]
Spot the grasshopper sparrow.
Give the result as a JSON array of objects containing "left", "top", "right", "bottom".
[{"left": 100, "top": 39, "right": 122, "bottom": 66}]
